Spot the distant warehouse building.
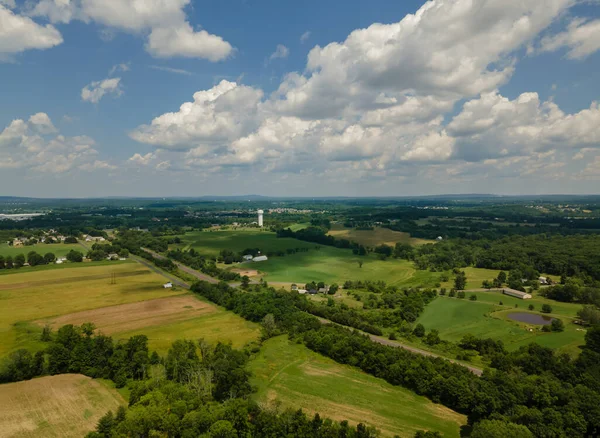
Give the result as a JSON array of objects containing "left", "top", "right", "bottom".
[{"left": 503, "top": 288, "right": 532, "bottom": 300}]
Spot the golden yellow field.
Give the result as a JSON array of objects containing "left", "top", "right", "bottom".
[
  {"left": 0, "top": 374, "right": 124, "bottom": 438},
  {"left": 0, "top": 263, "right": 259, "bottom": 356}
]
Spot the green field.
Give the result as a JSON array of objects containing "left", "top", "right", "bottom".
[
  {"left": 0, "top": 242, "right": 83, "bottom": 258},
  {"left": 248, "top": 336, "right": 466, "bottom": 437},
  {"left": 256, "top": 246, "right": 424, "bottom": 285},
  {"left": 175, "top": 229, "right": 315, "bottom": 256},
  {"left": 328, "top": 225, "right": 432, "bottom": 247},
  {"left": 416, "top": 291, "right": 586, "bottom": 355},
  {"left": 0, "top": 263, "right": 259, "bottom": 357}
]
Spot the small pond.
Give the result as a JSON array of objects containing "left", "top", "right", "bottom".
[{"left": 508, "top": 312, "right": 554, "bottom": 325}]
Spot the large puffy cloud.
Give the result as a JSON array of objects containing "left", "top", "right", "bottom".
[
  {"left": 129, "top": 0, "right": 599, "bottom": 183},
  {"left": 29, "top": 0, "right": 233, "bottom": 60},
  {"left": 448, "top": 91, "right": 600, "bottom": 161},
  {"left": 130, "top": 80, "right": 264, "bottom": 150},
  {"left": 0, "top": 113, "right": 111, "bottom": 172},
  {"left": 0, "top": 4, "right": 62, "bottom": 58},
  {"left": 539, "top": 18, "right": 600, "bottom": 59},
  {"left": 81, "top": 77, "right": 123, "bottom": 104},
  {"left": 270, "top": 0, "right": 573, "bottom": 119}
]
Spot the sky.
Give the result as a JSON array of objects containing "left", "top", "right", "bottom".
[{"left": 1, "top": 0, "right": 600, "bottom": 198}]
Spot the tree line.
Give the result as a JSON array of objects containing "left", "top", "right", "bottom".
[{"left": 191, "top": 280, "right": 600, "bottom": 437}]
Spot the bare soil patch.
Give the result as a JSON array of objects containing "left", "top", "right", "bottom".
[{"left": 37, "top": 295, "right": 216, "bottom": 335}]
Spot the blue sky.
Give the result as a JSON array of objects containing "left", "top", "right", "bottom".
[{"left": 1, "top": 0, "right": 600, "bottom": 197}]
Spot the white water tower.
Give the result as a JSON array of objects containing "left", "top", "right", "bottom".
[{"left": 258, "top": 210, "right": 264, "bottom": 227}]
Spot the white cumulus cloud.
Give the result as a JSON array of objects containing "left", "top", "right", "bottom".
[
  {"left": 269, "top": 44, "right": 289, "bottom": 62},
  {"left": 81, "top": 77, "right": 123, "bottom": 104},
  {"left": 0, "top": 4, "right": 63, "bottom": 58},
  {"left": 539, "top": 18, "right": 600, "bottom": 59},
  {"left": 29, "top": 0, "right": 233, "bottom": 61}
]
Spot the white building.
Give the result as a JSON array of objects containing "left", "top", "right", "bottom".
[
  {"left": 253, "top": 255, "right": 268, "bottom": 262},
  {"left": 503, "top": 288, "right": 532, "bottom": 300},
  {"left": 243, "top": 254, "right": 254, "bottom": 261},
  {"left": 163, "top": 282, "right": 173, "bottom": 289},
  {"left": 258, "top": 210, "right": 264, "bottom": 227}
]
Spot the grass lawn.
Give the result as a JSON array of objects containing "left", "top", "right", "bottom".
[
  {"left": 248, "top": 336, "right": 466, "bottom": 437},
  {"left": 441, "top": 267, "right": 561, "bottom": 291},
  {"left": 416, "top": 292, "right": 586, "bottom": 356},
  {"left": 0, "top": 243, "right": 83, "bottom": 258},
  {"left": 328, "top": 225, "right": 432, "bottom": 247},
  {"left": 0, "top": 374, "right": 125, "bottom": 438}
]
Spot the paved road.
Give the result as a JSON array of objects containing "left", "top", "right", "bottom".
[
  {"left": 316, "top": 317, "right": 484, "bottom": 376},
  {"left": 141, "top": 248, "right": 219, "bottom": 284},
  {"left": 130, "top": 254, "right": 190, "bottom": 289}
]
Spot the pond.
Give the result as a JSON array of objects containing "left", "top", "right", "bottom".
[{"left": 508, "top": 312, "right": 554, "bottom": 325}]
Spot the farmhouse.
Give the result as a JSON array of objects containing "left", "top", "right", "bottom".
[
  {"left": 12, "top": 239, "right": 24, "bottom": 248},
  {"left": 503, "top": 288, "right": 532, "bottom": 300},
  {"left": 163, "top": 282, "right": 173, "bottom": 289},
  {"left": 539, "top": 276, "right": 549, "bottom": 285},
  {"left": 318, "top": 286, "right": 330, "bottom": 294},
  {"left": 298, "top": 289, "right": 307, "bottom": 294},
  {"left": 291, "top": 284, "right": 298, "bottom": 291},
  {"left": 243, "top": 254, "right": 254, "bottom": 261}
]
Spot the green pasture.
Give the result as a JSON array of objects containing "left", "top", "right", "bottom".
[
  {"left": 0, "top": 242, "right": 83, "bottom": 258},
  {"left": 416, "top": 291, "right": 585, "bottom": 356},
  {"left": 174, "top": 229, "right": 315, "bottom": 256},
  {"left": 248, "top": 336, "right": 466, "bottom": 437},
  {"left": 255, "top": 246, "right": 421, "bottom": 285}
]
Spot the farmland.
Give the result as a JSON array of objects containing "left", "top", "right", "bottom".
[
  {"left": 416, "top": 291, "right": 586, "bottom": 355},
  {"left": 0, "top": 374, "right": 124, "bottom": 438},
  {"left": 328, "top": 225, "right": 432, "bottom": 247},
  {"left": 248, "top": 336, "right": 466, "bottom": 437},
  {"left": 0, "top": 263, "right": 258, "bottom": 356},
  {"left": 0, "top": 243, "right": 83, "bottom": 258},
  {"left": 174, "top": 229, "right": 315, "bottom": 256},
  {"left": 178, "top": 229, "right": 440, "bottom": 286}
]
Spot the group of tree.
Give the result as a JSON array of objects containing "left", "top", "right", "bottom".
[
  {"left": 0, "top": 251, "right": 57, "bottom": 269},
  {"left": 190, "top": 279, "right": 600, "bottom": 437},
  {"left": 167, "top": 248, "right": 240, "bottom": 281}
]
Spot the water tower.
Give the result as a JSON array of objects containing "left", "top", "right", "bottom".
[{"left": 257, "top": 210, "right": 264, "bottom": 227}]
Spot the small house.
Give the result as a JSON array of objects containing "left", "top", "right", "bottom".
[
  {"left": 253, "top": 255, "right": 268, "bottom": 262},
  {"left": 308, "top": 289, "right": 318, "bottom": 295},
  {"left": 13, "top": 239, "right": 24, "bottom": 248},
  {"left": 55, "top": 260, "right": 63, "bottom": 264},
  {"left": 107, "top": 253, "right": 119, "bottom": 260},
  {"left": 243, "top": 254, "right": 254, "bottom": 261},
  {"left": 436, "top": 236, "right": 443, "bottom": 241},
  {"left": 291, "top": 284, "right": 298, "bottom": 291},
  {"left": 163, "top": 282, "right": 173, "bottom": 289},
  {"left": 318, "top": 287, "right": 329, "bottom": 294},
  {"left": 298, "top": 289, "right": 307, "bottom": 294},
  {"left": 539, "top": 276, "right": 549, "bottom": 285}
]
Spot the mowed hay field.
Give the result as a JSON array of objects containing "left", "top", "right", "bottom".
[
  {"left": 0, "top": 374, "right": 124, "bottom": 438},
  {"left": 0, "top": 263, "right": 259, "bottom": 356},
  {"left": 328, "top": 225, "right": 432, "bottom": 247},
  {"left": 249, "top": 336, "right": 466, "bottom": 437},
  {"left": 0, "top": 243, "right": 83, "bottom": 258},
  {"left": 416, "top": 292, "right": 586, "bottom": 355},
  {"left": 255, "top": 247, "right": 420, "bottom": 285}
]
